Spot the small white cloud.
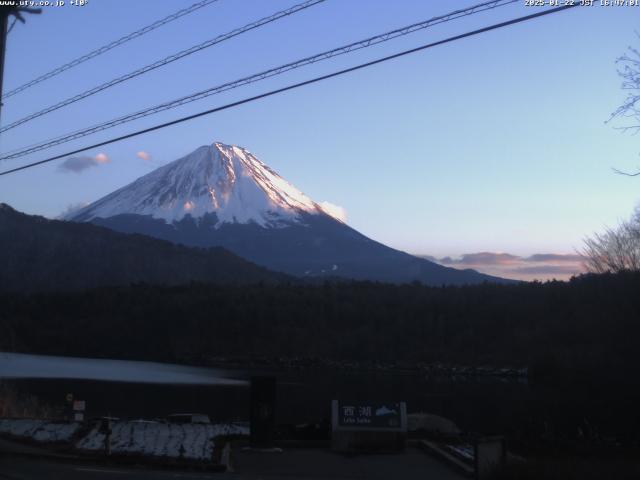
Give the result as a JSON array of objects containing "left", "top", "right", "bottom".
[
  {"left": 57, "top": 202, "right": 90, "bottom": 219},
  {"left": 136, "top": 151, "right": 151, "bottom": 161},
  {"left": 319, "top": 201, "right": 347, "bottom": 222},
  {"left": 95, "top": 152, "right": 110, "bottom": 164},
  {"left": 58, "top": 153, "right": 110, "bottom": 173}
]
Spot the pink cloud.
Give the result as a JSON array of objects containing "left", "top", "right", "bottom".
[
  {"left": 418, "top": 251, "right": 586, "bottom": 282},
  {"left": 95, "top": 153, "right": 109, "bottom": 164},
  {"left": 440, "top": 252, "right": 520, "bottom": 266}
]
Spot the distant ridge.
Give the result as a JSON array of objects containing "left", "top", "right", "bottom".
[{"left": 0, "top": 203, "right": 287, "bottom": 292}]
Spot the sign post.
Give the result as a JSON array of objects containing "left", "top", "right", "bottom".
[
  {"left": 331, "top": 400, "right": 407, "bottom": 453},
  {"left": 250, "top": 376, "right": 277, "bottom": 449},
  {"left": 99, "top": 418, "right": 112, "bottom": 457},
  {"left": 72, "top": 400, "right": 86, "bottom": 422},
  {"left": 474, "top": 436, "right": 506, "bottom": 479},
  {"left": 64, "top": 393, "right": 74, "bottom": 422}
]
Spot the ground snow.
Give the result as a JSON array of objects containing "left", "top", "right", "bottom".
[
  {"left": 0, "top": 417, "right": 248, "bottom": 461},
  {"left": 75, "top": 421, "right": 249, "bottom": 460},
  {"left": 446, "top": 443, "right": 475, "bottom": 461},
  {"left": 0, "top": 419, "right": 80, "bottom": 442}
]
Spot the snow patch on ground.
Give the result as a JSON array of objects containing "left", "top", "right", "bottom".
[
  {"left": 0, "top": 419, "right": 80, "bottom": 442},
  {"left": 1, "top": 418, "right": 249, "bottom": 462},
  {"left": 446, "top": 443, "right": 475, "bottom": 461},
  {"left": 76, "top": 421, "right": 249, "bottom": 460}
]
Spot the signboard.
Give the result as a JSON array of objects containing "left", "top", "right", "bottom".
[
  {"left": 65, "top": 393, "right": 73, "bottom": 403},
  {"left": 73, "top": 400, "right": 86, "bottom": 411},
  {"left": 74, "top": 413, "right": 84, "bottom": 422},
  {"left": 336, "top": 401, "right": 403, "bottom": 429},
  {"left": 331, "top": 400, "right": 407, "bottom": 452}
]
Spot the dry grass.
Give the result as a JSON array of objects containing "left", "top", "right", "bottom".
[{"left": 0, "top": 382, "right": 61, "bottom": 419}]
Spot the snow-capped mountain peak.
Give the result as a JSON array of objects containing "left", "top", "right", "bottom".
[
  {"left": 70, "top": 142, "right": 335, "bottom": 226},
  {"left": 65, "top": 141, "right": 510, "bottom": 285}
]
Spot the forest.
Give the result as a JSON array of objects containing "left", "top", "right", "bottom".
[{"left": 1, "top": 270, "right": 639, "bottom": 386}]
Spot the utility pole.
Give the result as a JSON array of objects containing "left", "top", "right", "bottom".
[
  {"left": 0, "top": 7, "right": 12, "bottom": 125},
  {"left": 0, "top": 5, "right": 41, "bottom": 125}
]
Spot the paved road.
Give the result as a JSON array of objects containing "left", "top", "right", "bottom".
[
  {"left": 0, "top": 448, "right": 465, "bottom": 479},
  {"left": 232, "top": 447, "right": 466, "bottom": 480},
  {"left": 0, "top": 457, "right": 220, "bottom": 480}
]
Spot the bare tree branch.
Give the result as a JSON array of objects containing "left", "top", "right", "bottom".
[
  {"left": 610, "top": 35, "right": 640, "bottom": 174},
  {"left": 582, "top": 210, "right": 640, "bottom": 273}
]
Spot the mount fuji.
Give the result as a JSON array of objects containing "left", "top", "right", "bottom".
[{"left": 67, "top": 142, "right": 509, "bottom": 285}]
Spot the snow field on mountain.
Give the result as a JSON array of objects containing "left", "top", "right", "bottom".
[{"left": 70, "top": 142, "right": 330, "bottom": 227}]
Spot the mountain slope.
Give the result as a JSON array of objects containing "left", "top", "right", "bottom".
[
  {"left": 71, "top": 143, "right": 328, "bottom": 226},
  {"left": 68, "top": 142, "right": 512, "bottom": 285},
  {"left": 0, "top": 204, "right": 287, "bottom": 292}
]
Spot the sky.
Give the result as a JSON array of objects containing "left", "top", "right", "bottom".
[{"left": 0, "top": 0, "right": 639, "bottom": 281}]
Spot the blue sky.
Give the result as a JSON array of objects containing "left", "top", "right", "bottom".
[{"left": 1, "top": 0, "right": 638, "bottom": 279}]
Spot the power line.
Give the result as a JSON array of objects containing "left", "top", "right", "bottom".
[
  {"left": 0, "top": 0, "right": 518, "bottom": 161},
  {"left": 0, "top": 4, "right": 578, "bottom": 177},
  {"left": 1, "top": 0, "right": 221, "bottom": 101},
  {"left": 0, "top": 0, "right": 326, "bottom": 133}
]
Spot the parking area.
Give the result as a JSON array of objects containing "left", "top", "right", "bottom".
[{"left": 232, "top": 447, "right": 466, "bottom": 480}]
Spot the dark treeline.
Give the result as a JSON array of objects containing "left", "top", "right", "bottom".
[
  {"left": 1, "top": 271, "right": 639, "bottom": 384},
  {"left": 0, "top": 203, "right": 286, "bottom": 292}
]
